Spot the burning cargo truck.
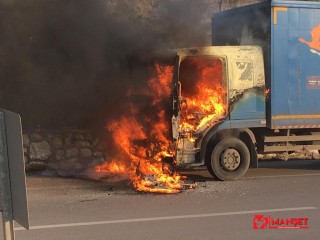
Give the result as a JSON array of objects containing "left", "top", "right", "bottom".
[
  {"left": 96, "top": 0, "right": 320, "bottom": 193},
  {"left": 172, "top": 0, "right": 320, "bottom": 181}
]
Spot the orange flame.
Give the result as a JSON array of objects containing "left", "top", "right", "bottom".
[
  {"left": 265, "top": 88, "right": 270, "bottom": 95},
  {"left": 179, "top": 57, "right": 227, "bottom": 132},
  {"left": 95, "top": 64, "right": 187, "bottom": 194},
  {"left": 95, "top": 57, "right": 226, "bottom": 194},
  {"left": 95, "top": 161, "right": 127, "bottom": 174}
]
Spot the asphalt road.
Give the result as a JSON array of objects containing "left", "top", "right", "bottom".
[{"left": 2, "top": 159, "right": 320, "bottom": 240}]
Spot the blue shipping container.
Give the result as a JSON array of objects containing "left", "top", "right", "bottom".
[{"left": 212, "top": 0, "right": 320, "bottom": 129}]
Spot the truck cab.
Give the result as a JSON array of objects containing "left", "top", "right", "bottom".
[{"left": 172, "top": 46, "right": 265, "bottom": 180}]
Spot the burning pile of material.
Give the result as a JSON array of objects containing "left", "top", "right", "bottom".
[{"left": 95, "top": 64, "right": 195, "bottom": 194}]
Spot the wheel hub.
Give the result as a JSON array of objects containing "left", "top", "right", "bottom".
[{"left": 221, "top": 148, "right": 241, "bottom": 171}]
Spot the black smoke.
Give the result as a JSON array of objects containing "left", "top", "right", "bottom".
[{"left": 0, "top": 0, "right": 212, "bottom": 130}]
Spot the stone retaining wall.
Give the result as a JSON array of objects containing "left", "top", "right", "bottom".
[
  {"left": 23, "top": 129, "right": 319, "bottom": 177},
  {"left": 23, "top": 129, "right": 108, "bottom": 177}
]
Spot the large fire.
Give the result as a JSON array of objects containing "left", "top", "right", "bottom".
[
  {"left": 96, "top": 64, "right": 187, "bottom": 194},
  {"left": 95, "top": 57, "right": 227, "bottom": 194}
]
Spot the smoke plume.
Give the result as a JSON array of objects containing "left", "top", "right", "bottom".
[{"left": 0, "top": 0, "right": 214, "bottom": 130}]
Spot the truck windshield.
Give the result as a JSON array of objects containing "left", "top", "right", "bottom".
[{"left": 178, "top": 56, "right": 227, "bottom": 132}]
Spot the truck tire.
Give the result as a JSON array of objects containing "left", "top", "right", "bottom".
[{"left": 207, "top": 137, "right": 250, "bottom": 181}]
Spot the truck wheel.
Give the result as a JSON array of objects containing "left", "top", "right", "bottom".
[{"left": 207, "top": 137, "right": 250, "bottom": 181}]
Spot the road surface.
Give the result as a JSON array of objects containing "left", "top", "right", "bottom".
[{"left": 1, "top": 159, "right": 320, "bottom": 240}]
